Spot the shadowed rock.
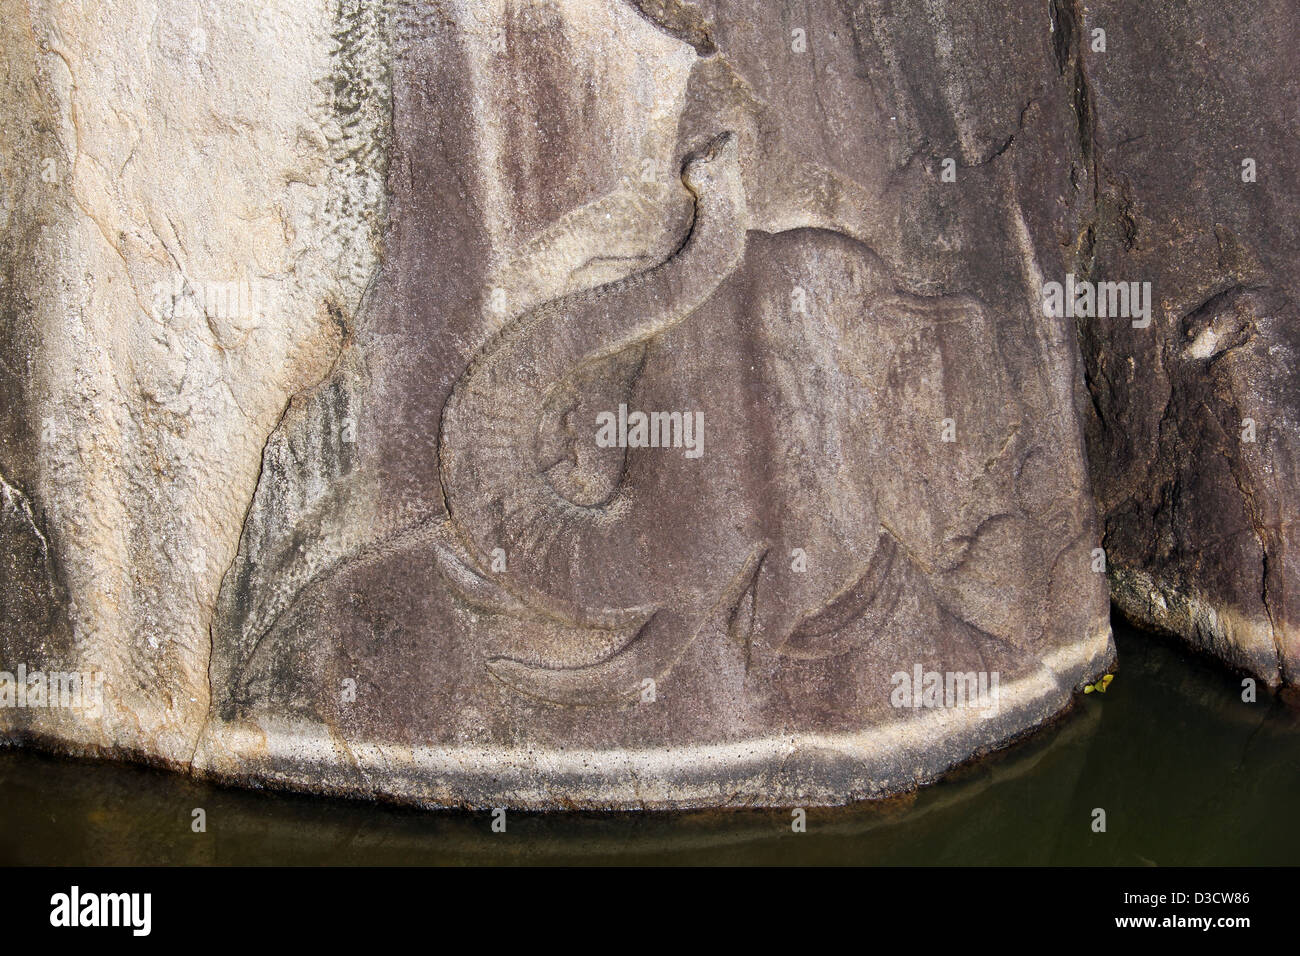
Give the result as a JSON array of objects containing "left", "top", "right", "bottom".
[{"left": 1069, "top": 0, "right": 1300, "bottom": 686}]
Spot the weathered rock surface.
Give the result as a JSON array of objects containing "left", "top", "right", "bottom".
[
  {"left": 1, "top": 0, "right": 384, "bottom": 764},
  {"left": 2, "top": 0, "right": 1129, "bottom": 808},
  {"left": 1070, "top": 0, "right": 1300, "bottom": 686}
]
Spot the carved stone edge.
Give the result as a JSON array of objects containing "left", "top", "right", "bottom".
[{"left": 185, "top": 625, "right": 1115, "bottom": 810}]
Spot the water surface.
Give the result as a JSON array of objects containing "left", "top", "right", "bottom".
[{"left": 2, "top": 620, "right": 1296, "bottom": 865}]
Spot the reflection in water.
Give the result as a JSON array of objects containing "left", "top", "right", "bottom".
[{"left": 1, "top": 621, "right": 1296, "bottom": 865}]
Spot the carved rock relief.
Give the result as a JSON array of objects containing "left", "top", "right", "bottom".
[{"left": 211, "top": 1, "right": 1105, "bottom": 753}]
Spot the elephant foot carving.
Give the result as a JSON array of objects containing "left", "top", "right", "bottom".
[{"left": 485, "top": 545, "right": 767, "bottom": 707}]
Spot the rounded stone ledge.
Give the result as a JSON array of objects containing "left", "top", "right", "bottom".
[{"left": 191, "top": 630, "right": 1113, "bottom": 811}]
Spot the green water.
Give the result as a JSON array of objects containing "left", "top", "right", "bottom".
[{"left": 1, "top": 620, "right": 1297, "bottom": 865}]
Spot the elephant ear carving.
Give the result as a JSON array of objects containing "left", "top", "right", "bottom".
[{"left": 536, "top": 344, "right": 647, "bottom": 508}]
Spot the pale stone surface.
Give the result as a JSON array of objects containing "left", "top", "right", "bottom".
[
  {"left": 1, "top": 0, "right": 1126, "bottom": 808},
  {"left": 0, "top": 0, "right": 384, "bottom": 763}
]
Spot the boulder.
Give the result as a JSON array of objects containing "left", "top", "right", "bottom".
[
  {"left": 1, "top": 0, "right": 1114, "bottom": 807},
  {"left": 1071, "top": 0, "right": 1300, "bottom": 685}
]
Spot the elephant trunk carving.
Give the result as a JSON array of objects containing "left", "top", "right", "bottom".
[{"left": 438, "top": 131, "right": 747, "bottom": 631}]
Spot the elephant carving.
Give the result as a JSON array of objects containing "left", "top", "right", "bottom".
[
  {"left": 427, "top": 51, "right": 953, "bottom": 705},
  {"left": 216, "top": 13, "right": 1025, "bottom": 716}
]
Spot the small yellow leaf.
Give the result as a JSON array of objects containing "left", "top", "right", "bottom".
[{"left": 1084, "top": 685, "right": 1095, "bottom": 693}]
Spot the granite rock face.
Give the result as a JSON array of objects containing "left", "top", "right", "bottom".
[
  {"left": 2, "top": 0, "right": 1127, "bottom": 808},
  {"left": 1070, "top": 0, "right": 1300, "bottom": 686},
  {"left": 1, "top": 0, "right": 382, "bottom": 762}
]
